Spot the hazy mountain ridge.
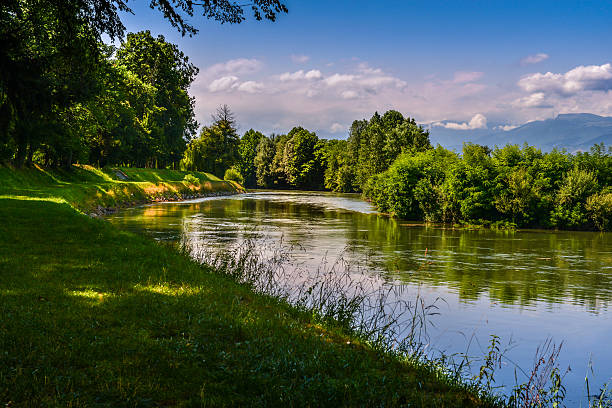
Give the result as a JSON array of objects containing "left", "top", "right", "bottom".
[{"left": 427, "top": 113, "right": 612, "bottom": 152}]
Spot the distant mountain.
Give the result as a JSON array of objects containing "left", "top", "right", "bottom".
[{"left": 426, "top": 113, "right": 612, "bottom": 152}]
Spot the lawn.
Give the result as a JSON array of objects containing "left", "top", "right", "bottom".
[{"left": 0, "top": 167, "right": 496, "bottom": 407}]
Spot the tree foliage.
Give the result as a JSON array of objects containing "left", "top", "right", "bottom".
[
  {"left": 364, "top": 142, "right": 612, "bottom": 231},
  {"left": 0, "top": 0, "right": 286, "bottom": 167},
  {"left": 180, "top": 105, "right": 239, "bottom": 176},
  {"left": 237, "top": 129, "right": 265, "bottom": 188}
]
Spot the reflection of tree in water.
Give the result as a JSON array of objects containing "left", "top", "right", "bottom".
[
  {"left": 108, "top": 195, "right": 612, "bottom": 312},
  {"left": 345, "top": 214, "right": 612, "bottom": 310}
]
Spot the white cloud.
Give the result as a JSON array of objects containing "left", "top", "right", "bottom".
[
  {"left": 513, "top": 92, "right": 552, "bottom": 108},
  {"left": 291, "top": 54, "right": 310, "bottom": 64},
  {"left": 208, "top": 77, "right": 263, "bottom": 94},
  {"left": 356, "top": 63, "right": 383, "bottom": 75},
  {"left": 208, "top": 75, "right": 239, "bottom": 92},
  {"left": 520, "top": 53, "right": 549, "bottom": 66},
  {"left": 324, "top": 74, "right": 357, "bottom": 87},
  {"left": 237, "top": 81, "right": 264, "bottom": 93},
  {"left": 495, "top": 124, "right": 519, "bottom": 131},
  {"left": 453, "top": 71, "right": 484, "bottom": 83},
  {"left": 280, "top": 69, "right": 322, "bottom": 81},
  {"left": 518, "top": 63, "right": 612, "bottom": 95},
  {"left": 433, "top": 113, "right": 488, "bottom": 130},
  {"left": 305, "top": 69, "right": 322, "bottom": 80},
  {"left": 193, "top": 58, "right": 612, "bottom": 139},
  {"left": 205, "top": 58, "right": 262, "bottom": 77},
  {"left": 341, "top": 90, "right": 359, "bottom": 99},
  {"left": 360, "top": 75, "right": 406, "bottom": 88},
  {"left": 330, "top": 123, "right": 346, "bottom": 133},
  {"left": 280, "top": 70, "right": 305, "bottom": 81}
]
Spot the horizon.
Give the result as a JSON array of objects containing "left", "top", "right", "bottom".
[{"left": 117, "top": 1, "right": 612, "bottom": 140}]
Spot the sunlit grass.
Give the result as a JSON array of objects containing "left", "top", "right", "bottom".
[{"left": 0, "top": 165, "right": 240, "bottom": 213}]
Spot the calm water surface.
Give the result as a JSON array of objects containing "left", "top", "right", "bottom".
[{"left": 106, "top": 191, "right": 612, "bottom": 402}]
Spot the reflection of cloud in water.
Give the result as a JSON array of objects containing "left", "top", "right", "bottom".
[{"left": 178, "top": 191, "right": 377, "bottom": 215}]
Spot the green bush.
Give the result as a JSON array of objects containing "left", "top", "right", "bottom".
[
  {"left": 183, "top": 173, "right": 200, "bottom": 185},
  {"left": 586, "top": 190, "right": 612, "bottom": 231},
  {"left": 224, "top": 167, "right": 244, "bottom": 185}
]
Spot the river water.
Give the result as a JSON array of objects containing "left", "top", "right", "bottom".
[{"left": 105, "top": 191, "right": 612, "bottom": 403}]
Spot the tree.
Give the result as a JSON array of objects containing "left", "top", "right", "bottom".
[
  {"left": 283, "top": 127, "right": 323, "bottom": 189},
  {"left": 237, "top": 129, "right": 265, "bottom": 188},
  {"left": 0, "top": 0, "right": 105, "bottom": 166},
  {"left": 179, "top": 105, "right": 239, "bottom": 176},
  {"left": 0, "top": 0, "right": 287, "bottom": 166},
  {"left": 491, "top": 144, "right": 544, "bottom": 226},
  {"left": 550, "top": 167, "right": 599, "bottom": 228},
  {"left": 254, "top": 136, "right": 275, "bottom": 187},
  {"left": 347, "top": 111, "right": 431, "bottom": 191},
  {"left": 123, "top": 0, "right": 289, "bottom": 37},
  {"left": 323, "top": 139, "right": 353, "bottom": 192},
  {"left": 442, "top": 143, "right": 496, "bottom": 222},
  {"left": 115, "top": 31, "right": 199, "bottom": 168}
]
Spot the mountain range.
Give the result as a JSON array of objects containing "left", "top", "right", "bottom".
[{"left": 426, "top": 113, "right": 612, "bottom": 152}]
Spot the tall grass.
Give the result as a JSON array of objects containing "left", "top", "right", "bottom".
[
  {"left": 181, "top": 230, "right": 612, "bottom": 407},
  {"left": 183, "top": 234, "right": 439, "bottom": 356}
]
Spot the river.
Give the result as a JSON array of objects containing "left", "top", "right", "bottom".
[{"left": 105, "top": 191, "right": 612, "bottom": 403}]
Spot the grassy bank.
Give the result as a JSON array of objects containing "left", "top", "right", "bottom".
[
  {"left": 0, "top": 165, "right": 242, "bottom": 214},
  {"left": 0, "top": 167, "right": 496, "bottom": 406}
]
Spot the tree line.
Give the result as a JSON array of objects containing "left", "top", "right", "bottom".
[{"left": 190, "top": 108, "right": 611, "bottom": 231}]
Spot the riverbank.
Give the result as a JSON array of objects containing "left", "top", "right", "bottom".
[
  {"left": 0, "top": 165, "right": 244, "bottom": 216},
  {"left": 0, "top": 166, "right": 498, "bottom": 406}
]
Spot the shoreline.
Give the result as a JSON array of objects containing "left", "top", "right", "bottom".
[{"left": 88, "top": 189, "right": 243, "bottom": 217}]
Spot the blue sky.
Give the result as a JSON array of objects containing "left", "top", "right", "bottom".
[{"left": 118, "top": 0, "right": 612, "bottom": 138}]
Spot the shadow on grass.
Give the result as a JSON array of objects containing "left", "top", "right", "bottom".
[{"left": 0, "top": 198, "right": 491, "bottom": 407}]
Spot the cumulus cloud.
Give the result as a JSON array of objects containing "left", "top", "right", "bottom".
[
  {"left": 237, "top": 81, "right": 264, "bottom": 93},
  {"left": 199, "top": 56, "right": 612, "bottom": 139},
  {"left": 453, "top": 71, "right": 484, "bottom": 83},
  {"left": 433, "top": 113, "right": 488, "bottom": 130},
  {"left": 324, "top": 74, "right": 357, "bottom": 87},
  {"left": 279, "top": 69, "right": 322, "bottom": 81},
  {"left": 208, "top": 76, "right": 240, "bottom": 92},
  {"left": 291, "top": 54, "right": 310, "bottom": 64},
  {"left": 318, "top": 65, "right": 406, "bottom": 100},
  {"left": 208, "top": 76, "right": 263, "bottom": 94},
  {"left": 330, "top": 123, "right": 346, "bottom": 133},
  {"left": 512, "top": 92, "right": 552, "bottom": 108},
  {"left": 518, "top": 63, "right": 612, "bottom": 95},
  {"left": 305, "top": 70, "right": 323, "bottom": 80},
  {"left": 204, "top": 58, "right": 262, "bottom": 76},
  {"left": 495, "top": 124, "right": 519, "bottom": 131},
  {"left": 520, "top": 53, "right": 549, "bottom": 66}
]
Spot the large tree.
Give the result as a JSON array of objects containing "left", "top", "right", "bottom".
[
  {"left": 180, "top": 105, "right": 239, "bottom": 176},
  {"left": 0, "top": 0, "right": 105, "bottom": 166},
  {"left": 237, "top": 129, "right": 265, "bottom": 188},
  {"left": 116, "top": 31, "right": 199, "bottom": 168},
  {"left": 0, "top": 0, "right": 287, "bottom": 166}
]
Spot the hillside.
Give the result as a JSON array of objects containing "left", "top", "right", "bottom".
[{"left": 428, "top": 113, "right": 612, "bottom": 152}]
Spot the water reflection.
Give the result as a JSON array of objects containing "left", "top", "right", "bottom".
[
  {"left": 106, "top": 192, "right": 612, "bottom": 402},
  {"left": 108, "top": 192, "right": 612, "bottom": 312}
]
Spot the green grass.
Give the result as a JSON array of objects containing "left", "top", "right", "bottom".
[
  {"left": 0, "top": 167, "right": 497, "bottom": 407},
  {"left": 0, "top": 165, "right": 239, "bottom": 213}
]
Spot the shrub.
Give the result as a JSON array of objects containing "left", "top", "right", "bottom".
[
  {"left": 183, "top": 173, "right": 200, "bottom": 185},
  {"left": 224, "top": 167, "right": 244, "bottom": 185},
  {"left": 586, "top": 190, "right": 612, "bottom": 231}
]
